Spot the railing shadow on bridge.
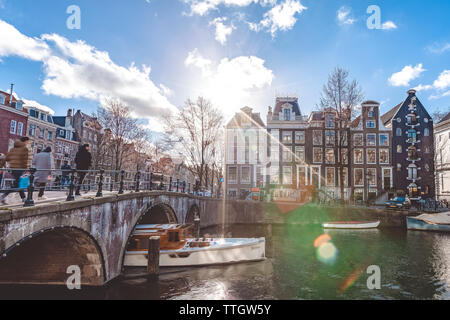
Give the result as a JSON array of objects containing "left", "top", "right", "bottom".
[{"left": 0, "top": 168, "right": 215, "bottom": 208}]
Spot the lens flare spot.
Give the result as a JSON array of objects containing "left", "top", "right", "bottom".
[
  {"left": 317, "top": 242, "right": 338, "bottom": 264},
  {"left": 314, "top": 234, "right": 331, "bottom": 248}
]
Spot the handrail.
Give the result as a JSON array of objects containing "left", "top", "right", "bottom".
[{"left": 0, "top": 167, "right": 209, "bottom": 208}]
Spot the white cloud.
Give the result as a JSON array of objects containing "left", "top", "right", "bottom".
[
  {"left": 185, "top": 48, "right": 213, "bottom": 76},
  {"left": 0, "top": 19, "right": 50, "bottom": 61},
  {"left": 388, "top": 64, "right": 426, "bottom": 87},
  {"left": 433, "top": 70, "right": 450, "bottom": 90},
  {"left": 414, "top": 84, "right": 433, "bottom": 91},
  {"left": 252, "top": 0, "right": 307, "bottom": 37},
  {"left": 185, "top": 49, "right": 274, "bottom": 118},
  {"left": 426, "top": 42, "right": 450, "bottom": 55},
  {"left": 210, "top": 17, "right": 235, "bottom": 45},
  {"left": 0, "top": 19, "right": 177, "bottom": 132},
  {"left": 337, "top": 7, "right": 355, "bottom": 25},
  {"left": 184, "top": 0, "right": 258, "bottom": 16},
  {"left": 381, "top": 21, "right": 397, "bottom": 30}
]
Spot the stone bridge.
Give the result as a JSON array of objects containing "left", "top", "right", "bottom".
[{"left": 0, "top": 191, "right": 217, "bottom": 286}]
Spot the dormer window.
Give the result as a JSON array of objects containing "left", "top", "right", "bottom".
[
  {"left": 0, "top": 94, "right": 5, "bottom": 105},
  {"left": 283, "top": 108, "right": 291, "bottom": 121},
  {"left": 15, "top": 101, "right": 23, "bottom": 111}
]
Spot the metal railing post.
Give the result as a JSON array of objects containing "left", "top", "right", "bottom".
[
  {"left": 96, "top": 169, "right": 104, "bottom": 198},
  {"left": 66, "top": 169, "right": 76, "bottom": 201},
  {"left": 135, "top": 171, "right": 141, "bottom": 193},
  {"left": 118, "top": 170, "right": 125, "bottom": 194},
  {"left": 24, "top": 168, "right": 36, "bottom": 207},
  {"left": 169, "top": 177, "right": 173, "bottom": 192},
  {"left": 149, "top": 172, "right": 153, "bottom": 191},
  {"left": 176, "top": 179, "right": 179, "bottom": 193}
]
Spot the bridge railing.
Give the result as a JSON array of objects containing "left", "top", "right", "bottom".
[{"left": 0, "top": 168, "right": 204, "bottom": 208}]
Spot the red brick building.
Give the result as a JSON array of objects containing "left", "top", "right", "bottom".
[{"left": 0, "top": 90, "right": 28, "bottom": 154}]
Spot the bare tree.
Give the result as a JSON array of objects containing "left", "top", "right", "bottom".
[
  {"left": 163, "top": 97, "right": 224, "bottom": 189},
  {"left": 432, "top": 108, "right": 450, "bottom": 123},
  {"left": 96, "top": 99, "right": 148, "bottom": 173},
  {"left": 318, "top": 67, "right": 364, "bottom": 203}
]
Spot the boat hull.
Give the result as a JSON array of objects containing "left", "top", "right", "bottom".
[
  {"left": 322, "top": 221, "right": 380, "bottom": 229},
  {"left": 124, "top": 238, "right": 266, "bottom": 267},
  {"left": 407, "top": 217, "right": 450, "bottom": 232}
]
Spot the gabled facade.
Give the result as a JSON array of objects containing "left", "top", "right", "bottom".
[
  {"left": 383, "top": 90, "right": 435, "bottom": 201},
  {"left": 53, "top": 109, "right": 79, "bottom": 168},
  {"left": 25, "top": 102, "right": 57, "bottom": 156},
  {"left": 434, "top": 113, "right": 450, "bottom": 201},
  {"left": 225, "top": 106, "right": 267, "bottom": 200},
  {"left": 266, "top": 97, "right": 310, "bottom": 202},
  {"left": 350, "top": 101, "right": 393, "bottom": 202}
]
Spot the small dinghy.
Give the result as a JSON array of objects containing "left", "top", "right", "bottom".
[
  {"left": 124, "top": 224, "right": 266, "bottom": 267},
  {"left": 322, "top": 221, "right": 380, "bottom": 230},
  {"left": 407, "top": 212, "right": 450, "bottom": 232}
]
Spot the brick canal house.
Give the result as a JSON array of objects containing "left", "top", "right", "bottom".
[
  {"left": 25, "top": 103, "right": 57, "bottom": 155},
  {"left": 53, "top": 109, "right": 79, "bottom": 168},
  {"left": 434, "top": 112, "right": 450, "bottom": 201},
  {"left": 265, "top": 97, "right": 393, "bottom": 203},
  {"left": 349, "top": 101, "right": 393, "bottom": 202},
  {"left": 382, "top": 89, "right": 435, "bottom": 202},
  {"left": 0, "top": 90, "right": 28, "bottom": 154},
  {"left": 225, "top": 106, "right": 267, "bottom": 200}
]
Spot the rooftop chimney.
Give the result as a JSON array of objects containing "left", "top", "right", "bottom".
[{"left": 9, "top": 83, "right": 14, "bottom": 105}]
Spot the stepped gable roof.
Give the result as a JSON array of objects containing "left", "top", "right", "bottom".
[{"left": 273, "top": 97, "right": 302, "bottom": 116}]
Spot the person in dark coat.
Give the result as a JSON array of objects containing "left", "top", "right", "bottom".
[{"left": 74, "top": 144, "right": 92, "bottom": 196}]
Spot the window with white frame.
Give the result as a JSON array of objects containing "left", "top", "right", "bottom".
[
  {"left": 313, "top": 148, "right": 323, "bottom": 163},
  {"left": 283, "top": 148, "right": 293, "bottom": 162},
  {"left": 228, "top": 166, "right": 237, "bottom": 184},
  {"left": 295, "top": 131, "right": 305, "bottom": 144},
  {"left": 367, "top": 149, "right": 377, "bottom": 164},
  {"left": 241, "top": 166, "right": 251, "bottom": 184},
  {"left": 367, "top": 168, "right": 377, "bottom": 186},
  {"left": 424, "top": 128, "right": 430, "bottom": 136},
  {"left": 380, "top": 149, "right": 389, "bottom": 164},
  {"left": 326, "top": 167, "right": 335, "bottom": 186},
  {"left": 325, "top": 114, "right": 335, "bottom": 128},
  {"left": 325, "top": 130, "right": 335, "bottom": 145},
  {"left": 354, "top": 168, "right": 364, "bottom": 186},
  {"left": 282, "top": 131, "right": 292, "bottom": 144},
  {"left": 283, "top": 166, "right": 293, "bottom": 185},
  {"left": 354, "top": 149, "right": 363, "bottom": 164},
  {"left": 283, "top": 108, "right": 291, "bottom": 121},
  {"left": 10, "top": 120, "right": 17, "bottom": 134},
  {"left": 396, "top": 128, "right": 402, "bottom": 137},
  {"left": 325, "top": 148, "right": 335, "bottom": 164},
  {"left": 353, "top": 133, "right": 363, "bottom": 146},
  {"left": 270, "top": 167, "right": 280, "bottom": 184},
  {"left": 313, "top": 130, "right": 323, "bottom": 146},
  {"left": 366, "top": 134, "right": 377, "bottom": 146},
  {"left": 379, "top": 133, "right": 389, "bottom": 146},
  {"left": 0, "top": 94, "right": 5, "bottom": 105},
  {"left": 295, "top": 146, "right": 305, "bottom": 162},
  {"left": 29, "top": 124, "right": 36, "bottom": 136},
  {"left": 340, "top": 167, "right": 349, "bottom": 187},
  {"left": 366, "top": 120, "right": 376, "bottom": 129},
  {"left": 17, "top": 122, "right": 23, "bottom": 136}
]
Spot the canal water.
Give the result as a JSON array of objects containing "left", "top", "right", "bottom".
[{"left": 1, "top": 222, "right": 449, "bottom": 300}]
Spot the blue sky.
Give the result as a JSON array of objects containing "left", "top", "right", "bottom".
[{"left": 0, "top": 0, "right": 449, "bottom": 131}]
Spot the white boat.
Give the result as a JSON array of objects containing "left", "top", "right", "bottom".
[
  {"left": 322, "top": 221, "right": 380, "bottom": 229},
  {"left": 124, "top": 224, "right": 266, "bottom": 267},
  {"left": 407, "top": 212, "right": 450, "bottom": 232}
]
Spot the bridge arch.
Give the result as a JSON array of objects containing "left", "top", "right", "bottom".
[
  {"left": 119, "top": 201, "right": 179, "bottom": 271},
  {"left": 0, "top": 227, "right": 105, "bottom": 286},
  {"left": 185, "top": 204, "right": 200, "bottom": 224}
]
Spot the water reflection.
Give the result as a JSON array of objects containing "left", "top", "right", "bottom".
[{"left": 0, "top": 224, "right": 449, "bottom": 300}]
